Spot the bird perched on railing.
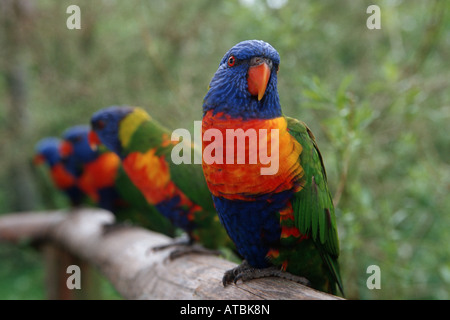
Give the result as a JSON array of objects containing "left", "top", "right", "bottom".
[
  {"left": 33, "top": 137, "right": 85, "bottom": 207},
  {"left": 201, "top": 40, "right": 343, "bottom": 295},
  {"left": 60, "top": 125, "right": 121, "bottom": 212},
  {"left": 89, "top": 106, "right": 233, "bottom": 254},
  {"left": 60, "top": 125, "right": 175, "bottom": 236}
]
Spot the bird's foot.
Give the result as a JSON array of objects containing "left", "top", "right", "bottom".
[
  {"left": 222, "top": 260, "right": 311, "bottom": 287},
  {"left": 149, "top": 234, "right": 221, "bottom": 259},
  {"left": 102, "top": 221, "right": 133, "bottom": 235},
  {"left": 151, "top": 234, "right": 191, "bottom": 251},
  {"left": 168, "top": 244, "right": 222, "bottom": 260},
  {"left": 222, "top": 260, "right": 253, "bottom": 286}
]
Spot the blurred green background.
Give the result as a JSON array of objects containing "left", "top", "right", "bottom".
[{"left": 0, "top": 0, "right": 449, "bottom": 300}]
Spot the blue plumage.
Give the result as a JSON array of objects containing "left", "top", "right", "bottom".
[
  {"left": 212, "top": 190, "right": 294, "bottom": 268},
  {"left": 90, "top": 106, "right": 134, "bottom": 157},
  {"left": 61, "top": 125, "right": 123, "bottom": 212},
  {"left": 203, "top": 40, "right": 282, "bottom": 120},
  {"left": 155, "top": 196, "right": 196, "bottom": 233},
  {"left": 62, "top": 125, "right": 97, "bottom": 165},
  {"left": 34, "top": 137, "right": 85, "bottom": 206},
  {"left": 34, "top": 137, "right": 62, "bottom": 167}
]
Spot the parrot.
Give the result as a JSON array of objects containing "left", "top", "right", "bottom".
[
  {"left": 60, "top": 125, "right": 175, "bottom": 236},
  {"left": 201, "top": 40, "right": 344, "bottom": 295},
  {"left": 88, "top": 106, "right": 232, "bottom": 252},
  {"left": 33, "top": 137, "right": 85, "bottom": 207},
  {"left": 60, "top": 125, "right": 122, "bottom": 212}
]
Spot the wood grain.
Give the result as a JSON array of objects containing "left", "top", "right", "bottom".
[{"left": 0, "top": 208, "right": 343, "bottom": 300}]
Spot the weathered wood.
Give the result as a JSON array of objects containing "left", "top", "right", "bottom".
[
  {"left": 43, "top": 243, "right": 76, "bottom": 300},
  {"left": 0, "top": 210, "right": 66, "bottom": 242},
  {"left": 0, "top": 209, "right": 342, "bottom": 300}
]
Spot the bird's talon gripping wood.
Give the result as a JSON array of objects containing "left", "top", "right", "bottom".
[{"left": 168, "top": 244, "right": 222, "bottom": 260}]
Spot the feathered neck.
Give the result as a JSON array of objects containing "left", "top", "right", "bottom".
[{"left": 202, "top": 68, "right": 282, "bottom": 120}]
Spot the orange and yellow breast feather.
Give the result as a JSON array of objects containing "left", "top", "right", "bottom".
[
  {"left": 202, "top": 111, "right": 304, "bottom": 201},
  {"left": 78, "top": 152, "right": 120, "bottom": 202}
]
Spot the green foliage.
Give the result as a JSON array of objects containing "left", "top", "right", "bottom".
[
  {"left": 0, "top": 243, "right": 122, "bottom": 300},
  {"left": 0, "top": 0, "right": 448, "bottom": 299},
  {"left": 0, "top": 243, "right": 45, "bottom": 299}
]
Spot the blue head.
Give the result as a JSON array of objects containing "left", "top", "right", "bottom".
[
  {"left": 89, "top": 106, "right": 135, "bottom": 157},
  {"left": 203, "top": 40, "right": 282, "bottom": 120},
  {"left": 34, "top": 137, "right": 62, "bottom": 167},
  {"left": 61, "top": 125, "right": 98, "bottom": 164}
]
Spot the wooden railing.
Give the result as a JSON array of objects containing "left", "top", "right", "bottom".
[{"left": 0, "top": 209, "right": 342, "bottom": 300}]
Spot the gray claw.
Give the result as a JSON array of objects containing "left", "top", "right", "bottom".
[{"left": 222, "top": 261, "right": 311, "bottom": 287}]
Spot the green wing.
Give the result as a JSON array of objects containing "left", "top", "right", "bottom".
[
  {"left": 114, "top": 165, "right": 176, "bottom": 236},
  {"left": 286, "top": 116, "right": 344, "bottom": 295},
  {"left": 166, "top": 146, "right": 216, "bottom": 213},
  {"left": 94, "top": 144, "right": 175, "bottom": 236},
  {"left": 126, "top": 118, "right": 230, "bottom": 249},
  {"left": 165, "top": 136, "right": 230, "bottom": 249},
  {"left": 127, "top": 118, "right": 215, "bottom": 212}
]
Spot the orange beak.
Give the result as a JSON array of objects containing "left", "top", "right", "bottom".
[
  {"left": 247, "top": 60, "right": 271, "bottom": 101},
  {"left": 59, "top": 141, "right": 73, "bottom": 158},
  {"left": 88, "top": 130, "right": 101, "bottom": 151},
  {"left": 33, "top": 154, "right": 45, "bottom": 165}
]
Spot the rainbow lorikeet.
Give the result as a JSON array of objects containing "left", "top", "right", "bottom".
[
  {"left": 201, "top": 40, "right": 343, "bottom": 295},
  {"left": 33, "top": 137, "right": 85, "bottom": 206},
  {"left": 60, "top": 125, "right": 122, "bottom": 212},
  {"left": 60, "top": 125, "right": 175, "bottom": 236},
  {"left": 89, "top": 106, "right": 231, "bottom": 251}
]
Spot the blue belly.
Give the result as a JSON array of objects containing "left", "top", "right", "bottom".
[
  {"left": 213, "top": 191, "right": 290, "bottom": 268},
  {"left": 156, "top": 195, "right": 196, "bottom": 233}
]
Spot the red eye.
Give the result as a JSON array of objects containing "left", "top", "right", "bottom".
[
  {"left": 94, "top": 120, "right": 105, "bottom": 130},
  {"left": 227, "top": 55, "right": 236, "bottom": 67}
]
